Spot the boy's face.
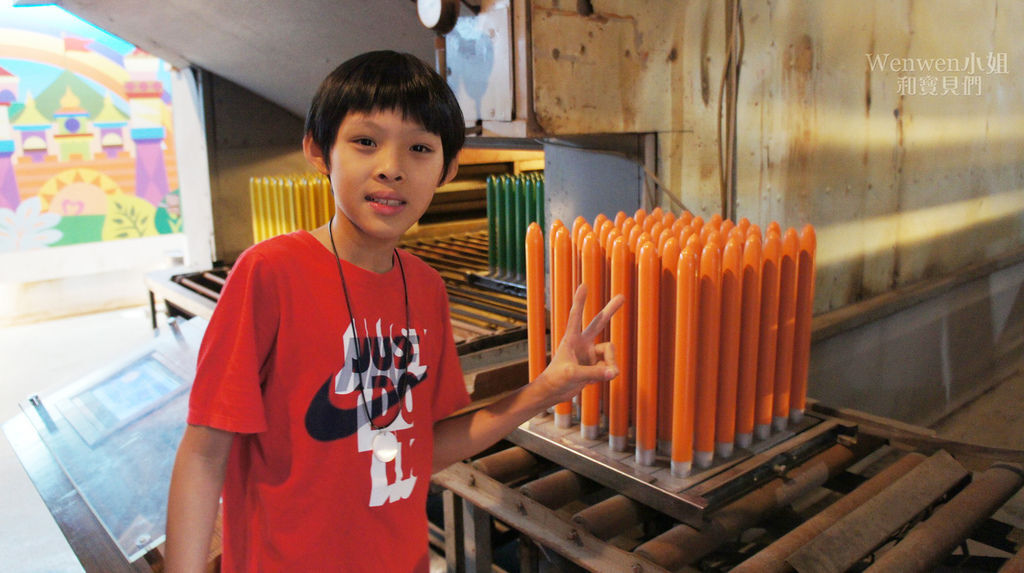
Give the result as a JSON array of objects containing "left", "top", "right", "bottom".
[{"left": 305, "top": 109, "right": 457, "bottom": 248}]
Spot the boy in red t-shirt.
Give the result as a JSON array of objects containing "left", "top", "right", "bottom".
[{"left": 165, "top": 50, "right": 622, "bottom": 572}]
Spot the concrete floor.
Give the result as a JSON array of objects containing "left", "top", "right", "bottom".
[{"left": 1, "top": 305, "right": 1022, "bottom": 572}]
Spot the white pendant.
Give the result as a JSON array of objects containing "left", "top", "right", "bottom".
[{"left": 372, "top": 431, "right": 399, "bottom": 463}]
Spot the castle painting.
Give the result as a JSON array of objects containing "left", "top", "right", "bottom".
[{"left": 0, "top": 3, "right": 181, "bottom": 251}]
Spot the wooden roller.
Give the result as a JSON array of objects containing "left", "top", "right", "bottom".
[
  {"left": 471, "top": 446, "right": 540, "bottom": 484},
  {"left": 787, "top": 450, "right": 970, "bottom": 573},
  {"left": 731, "top": 452, "right": 927, "bottom": 573},
  {"left": 866, "top": 462, "right": 1024, "bottom": 573},
  {"left": 519, "top": 469, "right": 601, "bottom": 510},
  {"left": 636, "top": 442, "right": 866, "bottom": 570},
  {"left": 571, "top": 495, "right": 655, "bottom": 541}
]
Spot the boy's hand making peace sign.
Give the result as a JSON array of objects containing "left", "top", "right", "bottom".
[{"left": 535, "top": 284, "right": 624, "bottom": 407}]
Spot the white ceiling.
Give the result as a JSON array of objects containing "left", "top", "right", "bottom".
[{"left": 52, "top": 0, "right": 439, "bottom": 118}]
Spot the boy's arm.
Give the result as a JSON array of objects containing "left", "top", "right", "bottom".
[
  {"left": 165, "top": 424, "right": 234, "bottom": 573},
  {"left": 433, "top": 285, "right": 622, "bottom": 472}
]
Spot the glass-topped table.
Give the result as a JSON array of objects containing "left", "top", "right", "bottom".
[{"left": 4, "top": 316, "right": 207, "bottom": 569}]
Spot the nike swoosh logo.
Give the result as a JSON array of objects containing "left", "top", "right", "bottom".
[{"left": 305, "top": 370, "right": 429, "bottom": 442}]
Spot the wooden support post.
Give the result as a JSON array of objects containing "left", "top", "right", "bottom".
[
  {"left": 463, "top": 500, "right": 493, "bottom": 573},
  {"left": 443, "top": 489, "right": 466, "bottom": 573}
]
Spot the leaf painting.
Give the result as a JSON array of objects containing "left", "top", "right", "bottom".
[{"left": 102, "top": 194, "right": 158, "bottom": 240}]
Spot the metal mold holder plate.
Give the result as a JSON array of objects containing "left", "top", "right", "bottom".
[{"left": 508, "top": 412, "right": 854, "bottom": 527}]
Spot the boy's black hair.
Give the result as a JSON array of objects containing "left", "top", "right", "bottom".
[{"left": 305, "top": 50, "right": 466, "bottom": 182}]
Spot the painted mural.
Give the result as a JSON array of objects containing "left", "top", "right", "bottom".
[{"left": 0, "top": 3, "right": 181, "bottom": 252}]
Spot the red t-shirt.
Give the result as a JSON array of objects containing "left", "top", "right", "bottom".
[{"left": 188, "top": 231, "right": 470, "bottom": 572}]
